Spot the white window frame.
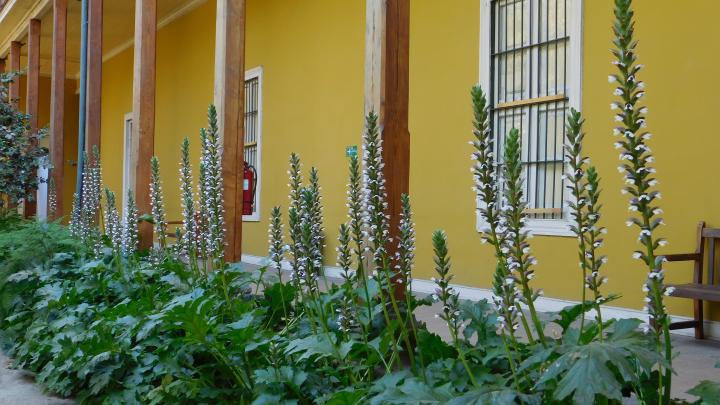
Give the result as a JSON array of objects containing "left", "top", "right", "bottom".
[
  {"left": 477, "top": 0, "right": 583, "bottom": 237},
  {"left": 243, "top": 66, "right": 263, "bottom": 222},
  {"left": 122, "top": 112, "right": 135, "bottom": 218}
]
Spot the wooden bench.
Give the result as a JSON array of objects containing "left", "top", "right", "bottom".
[{"left": 663, "top": 221, "right": 720, "bottom": 339}]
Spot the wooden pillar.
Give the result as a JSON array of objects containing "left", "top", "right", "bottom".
[
  {"left": 132, "top": 0, "right": 157, "bottom": 248},
  {"left": 0, "top": 58, "right": 5, "bottom": 73},
  {"left": 365, "top": 0, "right": 410, "bottom": 294},
  {"left": 214, "top": 0, "right": 246, "bottom": 263},
  {"left": 50, "top": 0, "right": 68, "bottom": 219},
  {"left": 86, "top": 0, "right": 102, "bottom": 154},
  {"left": 25, "top": 19, "right": 41, "bottom": 217},
  {"left": 8, "top": 41, "right": 21, "bottom": 105}
]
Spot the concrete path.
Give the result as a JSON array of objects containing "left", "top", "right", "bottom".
[{"left": 0, "top": 352, "right": 73, "bottom": 405}]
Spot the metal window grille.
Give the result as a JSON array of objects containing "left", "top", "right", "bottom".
[
  {"left": 244, "top": 76, "right": 260, "bottom": 215},
  {"left": 490, "top": 0, "right": 569, "bottom": 219}
]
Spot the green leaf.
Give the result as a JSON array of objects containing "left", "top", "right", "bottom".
[
  {"left": 446, "top": 386, "right": 541, "bottom": 405},
  {"left": 322, "top": 389, "right": 366, "bottom": 405},
  {"left": 417, "top": 329, "right": 455, "bottom": 363},
  {"left": 688, "top": 380, "right": 720, "bottom": 405},
  {"left": 539, "top": 341, "right": 644, "bottom": 404},
  {"left": 284, "top": 334, "right": 336, "bottom": 362}
]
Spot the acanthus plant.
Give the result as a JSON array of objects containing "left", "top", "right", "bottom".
[
  {"left": 69, "top": 147, "right": 103, "bottom": 257},
  {"left": 121, "top": 189, "right": 139, "bottom": 256},
  {"left": 200, "top": 106, "right": 226, "bottom": 269},
  {"left": 565, "top": 109, "right": 611, "bottom": 340},
  {"left": 103, "top": 188, "right": 122, "bottom": 253},
  {"left": 150, "top": 156, "right": 168, "bottom": 252},
  {"left": 611, "top": 0, "right": 673, "bottom": 401},
  {"left": 47, "top": 177, "right": 57, "bottom": 219},
  {"left": 470, "top": 93, "right": 545, "bottom": 347},
  {"left": 179, "top": 137, "right": 198, "bottom": 269},
  {"left": 361, "top": 112, "right": 416, "bottom": 369}
]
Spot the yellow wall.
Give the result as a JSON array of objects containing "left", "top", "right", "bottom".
[
  {"left": 242, "top": 0, "right": 365, "bottom": 257},
  {"left": 409, "top": 0, "right": 720, "bottom": 321},
  {"left": 101, "top": 1, "right": 216, "bottom": 219},
  {"left": 94, "top": 0, "right": 720, "bottom": 321}
]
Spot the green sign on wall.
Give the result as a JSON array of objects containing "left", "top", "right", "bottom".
[{"left": 346, "top": 145, "right": 358, "bottom": 158}]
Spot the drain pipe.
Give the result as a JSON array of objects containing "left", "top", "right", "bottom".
[{"left": 74, "top": 0, "right": 89, "bottom": 199}]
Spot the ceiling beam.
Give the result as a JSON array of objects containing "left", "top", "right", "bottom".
[{"left": 0, "top": 0, "right": 52, "bottom": 58}]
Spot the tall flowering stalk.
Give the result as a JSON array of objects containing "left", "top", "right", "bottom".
[
  {"left": 197, "top": 129, "right": 209, "bottom": 261},
  {"left": 287, "top": 153, "right": 304, "bottom": 279},
  {"left": 121, "top": 190, "right": 139, "bottom": 257},
  {"left": 336, "top": 223, "right": 357, "bottom": 336},
  {"left": 48, "top": 177, "right": 57, "bottom": 219},
  {"left": 268, "top": 206, "right": 289, "bottom": 321},
  {"left": 345, "top": 154, "right": 373, "bottom": 323},
  {"left": 297, "top": 176, "right": 324, "bottom": 294},
  {"left": 69, "top": 192, "right": 81, "bottom": 236},
  {"left": 200, "top": 106, "right": 226, "bottom": 266},
  {"left": 565, "top": 109, "right": 608, "bottom": 339},
  {"left": 396, "top": 193, "right": 425, "bottom": 373},
  {"left": 71, "top": 148, "right": 103, "bottom": 256},
  {"left": 103, "top": 188, "right": 122, "bottom": 253},
  {"left": 470, "top": 86, "right": 524, "bottom": 342},
  {"left": 150, "top": 156, "right": 168, "bottom": 250},
  {"left": 502, "top": 129, "right": 546, "bottom": 347},
  {"left": 361, "top": 113, "right": 414, "bottom": 367},
  {"left": 179, "top": 137, "right": 198, "bottom": 261},
  {"left": 343, "top": 153, "right": 376, "bottom": 337},
  {"left": 431, "top": 230, "right": 477, "bottom": 388},
  {"left": 611, "top": 0, "right": 672, "bottom": 401}
]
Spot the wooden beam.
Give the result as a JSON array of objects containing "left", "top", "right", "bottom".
[
  {"left": 8, "top": 41, "right": 20, "bottom": 105},
  {"left": 214, "top": 0, "right": 246, "bottom": 263},
  {"left": 132, "top": 0, "right": 156, "bottom": 249},
  {"left": 50, "top": 0, "right": 67, "bottom": 220},
  {"left": 25, "top": 18, "right": 40, "bottom": 217},
  {"left": 27, "top": 19, "right": 40, "bottom": 133},
  {"left": 86, "top": 0, "right": 102, "bottom": 154},
  {"left": 364, "top": 0, "right": 410, "bottom": 296}
]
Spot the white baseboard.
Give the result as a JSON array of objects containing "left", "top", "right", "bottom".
[{"left": 241, "top": 254, "right": 720, "bottom": 340}]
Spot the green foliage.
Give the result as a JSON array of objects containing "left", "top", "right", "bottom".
[{"left": 0, "top": 73, "right": 48, "bottom": 206}]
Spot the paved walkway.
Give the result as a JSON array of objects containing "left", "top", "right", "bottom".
[{"left": 0, "top": 351, "right": 73, "bottom": 405}]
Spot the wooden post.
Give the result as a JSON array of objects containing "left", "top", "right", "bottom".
[
  {"left": 25, "top": 19, "right": 41, "bottom": 217},
  {"left": 214, "top": 0, "right": 246, "bottom": 263},
  {"left": 132, "top": 0, "right": 157, "bottom": 249},
  {"left": 50, "top": 0, "right": 68, "bottom": 219},
  {"left": 9, "top": 41, "right": 21, "bottom": 106},
  {"left": 365, "top": 0, "right": 410, "bottom": 296},
  {"left": 86, "top": 0, "right": 102, "bottom": 154},
  {"left": 0, "top": 58, "right": 5, "bottom": 73}
]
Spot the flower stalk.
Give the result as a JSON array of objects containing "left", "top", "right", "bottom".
[
  {"left": 431, "top": 230, "right": 477, "bottom": 388},
  {"left": 612, "top": 0, "right": 672, "bottom": 401}
]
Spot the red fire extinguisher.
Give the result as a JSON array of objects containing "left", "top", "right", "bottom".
[{"left": 243, "top": 162, "right": 257, "bottom": 215}]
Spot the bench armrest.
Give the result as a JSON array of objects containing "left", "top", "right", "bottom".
[{"left": 662, "top": 253, "right": 702, "bottom": 262}]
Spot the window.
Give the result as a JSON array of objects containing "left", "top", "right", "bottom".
[
  {"left": 479, "top": 0, "right": 582, "bottom": 236},
  {"left": 243, "top": 67, "right": 263, "bottom": 221}
]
